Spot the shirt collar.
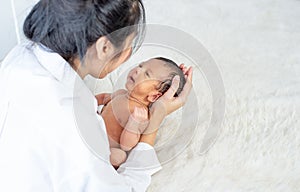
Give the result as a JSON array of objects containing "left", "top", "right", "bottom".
[{"left": 31, "top": 42, "right": 71, "bottom": 81}]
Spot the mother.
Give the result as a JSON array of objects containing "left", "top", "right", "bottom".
[{"left": 0, "top": 0, "right": 192, "bottom": 191}]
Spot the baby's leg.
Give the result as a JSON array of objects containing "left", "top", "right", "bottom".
[{"left": 110, "top": 148, "right": 127, "bottom": 168}]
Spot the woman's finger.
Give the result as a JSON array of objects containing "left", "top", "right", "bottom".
[
  {"left": 179, "top": 63, "right": 189, "bottom": 74},
  {"left": 185, "top": 66, "right": 191, "bottom": 77},
  {"left": 177, "top": 67, "right": 193, "bottom": 102},
  {"left": 163, "top": 75, "right": 180, "bottom": 99}
]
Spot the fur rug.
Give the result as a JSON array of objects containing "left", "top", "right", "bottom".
[{"left": 85, "top": 0, "right": 300, "bottom": 191}]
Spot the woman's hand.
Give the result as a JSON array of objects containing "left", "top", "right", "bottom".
[
  {"left": 179, "top": 64, "right": 190, "bottom": 78},
  {"left": 140, "top": 66, "right": 193, "bottom": 146},
  {"left": 151, "top": 65, "right": 193, "bottom": 116}
]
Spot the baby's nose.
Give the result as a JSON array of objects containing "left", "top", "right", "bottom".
[{"left": 136, "top": 67, "right": 142, "bottom": 74}]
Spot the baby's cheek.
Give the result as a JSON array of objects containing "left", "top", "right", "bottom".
[{"left": 133, "top": 85, "right": 148, "bottom": 94}]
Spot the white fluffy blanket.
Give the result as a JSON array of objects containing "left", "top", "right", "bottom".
[{"left": 85, "top": 0, "right": 300, "bottom": 191}]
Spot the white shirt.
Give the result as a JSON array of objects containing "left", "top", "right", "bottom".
[{"left": 0, "top": 42, "right": 161, "bottom": 192}]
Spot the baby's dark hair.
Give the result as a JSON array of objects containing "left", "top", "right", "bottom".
[{"left": 154, "top": 57, "right": 186, "bottom": 97}]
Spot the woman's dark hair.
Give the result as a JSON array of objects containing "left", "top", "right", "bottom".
[
  {"left": 23, "top": 0, "right": 145, "bottom": 62},
  {"left": 155, "top": 57, "right": 186, "bottom": 97}
]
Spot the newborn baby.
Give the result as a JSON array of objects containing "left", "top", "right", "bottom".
[{"left": 96, "top": 57, "right": 186, "bottom": 168}]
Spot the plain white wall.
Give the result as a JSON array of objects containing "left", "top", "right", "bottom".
[
  {"left": 0, "top": 1, "right": 18, "bottom": 60},
  {"left": 0, "top": 0, "right": 37, "bottom": 61}
]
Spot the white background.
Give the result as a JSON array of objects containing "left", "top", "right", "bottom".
[{"left": 0, "top": 0, "right": 36, "bottom": 60}]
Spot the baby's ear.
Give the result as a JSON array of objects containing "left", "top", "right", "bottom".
[{"left": 147, "top": 92, "right": 162, "bottom": 103}]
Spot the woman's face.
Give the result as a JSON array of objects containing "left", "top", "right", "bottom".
[{"left": 86, "top": 33, "right": 135, "bottom": 79}]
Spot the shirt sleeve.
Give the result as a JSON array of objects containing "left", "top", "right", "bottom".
[
  {"left": 57, "top": 142, "right": 162, "bottom": 192},
  {"left": 117, "top": 142, "right": 162, "bottom": 192}
]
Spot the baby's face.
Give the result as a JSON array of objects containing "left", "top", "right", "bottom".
[{"left": 125, "top": 59, "right": 170, "bottom": 97}]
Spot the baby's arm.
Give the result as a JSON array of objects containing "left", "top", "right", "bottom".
[{"left": 120, "top": 107, "right": 149, "bottom": 151}]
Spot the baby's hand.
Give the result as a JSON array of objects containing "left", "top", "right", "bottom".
[
  {"left": 125, "top": 107, "right": 149, "bottom": 134},
  {"left": 132, "top": 107, "right": 148, "bottom": 122},
  {"left": 120, "top": 107, "right": 148, "bottom": 151},
  {"left": 95, "top": 93, "right": 111, "bottom": 105}
]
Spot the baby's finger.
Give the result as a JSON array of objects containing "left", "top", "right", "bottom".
[
  {"left": 136, "top": 107, "right": 143, "bottom": 115},
  {"left": 136, "top": 107, "right": 144, "bottom": 117},
  {"left": 163, "top": 75, "right": 180, "bottom": 99},
  {"left": 141, "top": 108, "right": 148, "bottom": 119},
  {"left": 132, "top": 107, "right": 140, "bottom": 117},
  {"left": 133, "top": 107, "right": 148, "bottom": 120}
]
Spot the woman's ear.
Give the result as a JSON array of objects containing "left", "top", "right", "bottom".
[
  {"left": 95, "top": 36, "right": 115, "bottom": 61},
  {"left": 147, "top": 92, "right": 162, "bottom": 103}
]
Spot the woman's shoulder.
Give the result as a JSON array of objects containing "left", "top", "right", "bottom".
[{"left": 1, "top": 42, "right": 36, "bottom": 69}]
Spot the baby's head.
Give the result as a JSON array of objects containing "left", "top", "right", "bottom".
[{"left": 126, "top": 57, "right": 186, "bottom": 103}]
